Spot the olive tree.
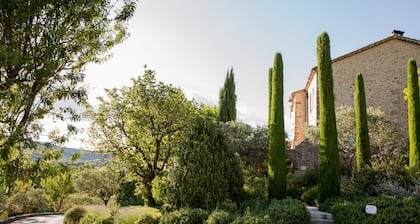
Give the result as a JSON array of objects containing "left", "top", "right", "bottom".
[{"left": 88, "top": 67, "right": 194, "bottom": 206}]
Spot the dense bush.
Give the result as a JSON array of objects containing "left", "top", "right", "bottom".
[
  {"left": 4, "top": 187, "right": 49, "bottom": 215},
  {"left": 79, "top": 212, "right": 113, "bottom": 224},
  {"left": 61, "top": 193, "right": 103, "bottom": 211},
  {"left": 206, "top": 209, "right": 233, "bottom": 224},
  {"left": 166, "top": 112, "right": 244, "bottom": 209},
  {"left": 287, "top": 168, "right": 318, "bottom": 204},
  {"left": 64, "top": 206, "right": 87, "bottom": 224},
  {"left": 135, "top": 214, "right": 160, "bottom": 224},
  {"left": 265, "top": 199, "right": 311, "bottom": 224},
  {"left": 159, "top": 208, "right": 209, "bottom": 224},
  {"left": 116, "top": 176, "right": 143, "bottom": 206},
  {"left": 321, "top": 195, "right": 420, "bottom": 224},
  {"left": 231, "top": 208, "right": 269, "bottom": 224}
]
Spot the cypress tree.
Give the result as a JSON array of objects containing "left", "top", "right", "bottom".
[
  {"left": 354, "top": 73, "right": 371, "bottom": 170},
  {"left": 317, "top": 32, "right": 340, "bottom": 201},
  {"left": 407, "top": 59, "right": 420, "bottom": 168},
  {"left": 218, "top": 68, "right": 237, "bottom": 122},
  {"left": 268, "top": 53, "right": 287, "bottom": 199}
]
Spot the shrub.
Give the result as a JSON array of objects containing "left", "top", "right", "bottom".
[
  {"left": 6, "top": 187, "right": 49, "bottom": 215},
  {"left": 79, "top": 212, "right": 113, "bottom": 224},
  {"left": 160, "top": 208, "right": 209, "bottom": 224},
  {"left": 287, "top": 168, "right": 318, "bottom": 201},
  {"left": 64, "top": 206, "right": 87, "bottom": 224},
  {"left": 321, "top": 195, "right": 420, "bottom": 224},
  {"left": 151, "top": 175, "right": 167, "bottom": 206},
  {"left": 116, "top": 176, "right": 143, "bottom": 206},
  {"left": 61, "top": 193, "right": 103, "bottom": 211},
  {"left": 301, "top": 185, "right": 318, "bottom": 206},
  {"left": 166, "top": 113, "right": 244, "bottom": 209},
  {"left": 231, "top": 208, "right": 269, "bottom": 224},
  {"left": 135, "top": 214, "right": 160, "bottom": 224},
  {"left": 265, "top": 199, "right": 311, "bottom": 224},
  {"left": 206, "top": 209, "right": 233, "bottom": 224}
]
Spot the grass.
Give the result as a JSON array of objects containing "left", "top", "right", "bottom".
[{"left": 84, "top": 204, "right": 161, "bottom": 224}]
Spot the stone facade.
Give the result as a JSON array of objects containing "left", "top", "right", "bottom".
[
  {"left": 289, "top": 32, "right": 420, "bottom": 148},
  {"left": 289, "top": 89, "right": 307, "bottom": 148}
]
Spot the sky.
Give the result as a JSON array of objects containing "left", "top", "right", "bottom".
[{"left": 45, "top": 0, "right": 420, "bottom": 149}]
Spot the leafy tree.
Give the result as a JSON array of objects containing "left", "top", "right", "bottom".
[
  {"left": 316, "top": 32, "right": 340, "bottom": 201},
  {"left": 407, "top": 59, "right": 420, "bottom": 168},
  {"left": 354, "top": 73, "right": 371, "bottom": 170},
  {"left": 218, "top": 68, "right": 237, "bottom": 122},
  {"left": 166, "top": 108, "right": 244, "bottom": 209},
  {"left": 268, "top": 52, "right": 287, "bottom": 199},
  {"left": 42, "top": 171, "right": 74, "bottom": 212},
  {"left": 73, "top": 166, "right": 119, "bottom": 205},
  {"left": 0, "top": 0, "right": 136, "bottom": 189},
  {"left": 88, "top": 67, "right": 194, "bottom": 206},
  {"left": 305, "top": 106, "right": 408, "bottom": 170}
]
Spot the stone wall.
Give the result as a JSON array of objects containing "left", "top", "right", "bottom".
[
  {"left": 286, "top": 141, "right": 319, "bottom": 173},
  {"left": 332, "top": 39, "right": 420, "bottom": 129}
]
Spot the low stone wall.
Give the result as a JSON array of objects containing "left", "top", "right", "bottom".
[{"left": 286, "top": 143, "right": 320, "bottom": 173}]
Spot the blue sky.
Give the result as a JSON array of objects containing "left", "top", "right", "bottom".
[{"left": 51, "top": 0, "right": 420, "bottom": 148}]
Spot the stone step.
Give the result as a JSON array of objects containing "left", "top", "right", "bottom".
[{"left": 306, "top": 205, "right": 334, "bottom": 224}]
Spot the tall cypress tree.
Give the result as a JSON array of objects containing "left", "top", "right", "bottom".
[
  {"left": 219, "top": 68, "right": 237, "bottom": 122},
  {"left": 317, "top": 32, "right": 340, "bottom": 201},
  {"left": 354, "top": 73, "right": 371, "bottom": 170},
  {"left": 268, "top": 53, "right": 286, "bottom": 199},
  {"left": 407, "top": 59, "right": 420, "bottom": 168}
]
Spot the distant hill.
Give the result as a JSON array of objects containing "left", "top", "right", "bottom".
[{"left": 31, "top": 143, "right": 113, "bottom": 164}]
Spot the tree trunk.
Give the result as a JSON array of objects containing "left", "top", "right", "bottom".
[{"left": 142, "top": 173, "right": 156, "bottom": 207}]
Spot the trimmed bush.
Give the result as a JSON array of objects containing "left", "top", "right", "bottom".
[
  {"left": 64, "top": 206, "right": 87, "bottom": 224},
  {"left": 160, "top": 208, "right": 209, "bottom": 224}
]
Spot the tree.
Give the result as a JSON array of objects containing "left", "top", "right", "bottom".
[
  {"left": 88, "top": 67, "right": 194, "bottom": 206},
  {"left": 218, "top": 68, "right": 237, "bottom": 122},
  {"left": 354, "top": 73, "right": 371, "bottom": 170},
  {"left": 73, "top": 166, "right": 119, "bottom": 205},
  {"left": 0, "top": 0, "right": 136, "bottom": 189},
  {"left": 166, "top": 108, "right": 244, "bottom": 209},
  {"left": 42, "top": 171, "right": 74, "bottom": 212},
  {"left": 316, "top": 32, "right": 340, "bottom": 201},
  {"left": 407, "top": 59, "right": 420, "bottom": 168},
  {"left": 305, "top": 106, "right": 408, "bottom": 170},
  {"left": 268, "top": 52, "right": 287, "bottom": 199}
]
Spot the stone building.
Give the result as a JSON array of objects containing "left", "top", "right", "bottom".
[{"left": 289, "top": 31, "right": 420, "bottom": 148}]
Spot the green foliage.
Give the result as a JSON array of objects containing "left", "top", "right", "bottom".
[
  {"left": 79, "top": 212, "right": 113, "bottom": 224},
  {"left": 88, "top": 67, "right": 194, "bottom": 206},
  {"left": 265, "top": 199, "right": 311, "bottom": 224},
  {"left": 115, "top": 176, "right": 143, "bottom": 206},
  {"left": 73, "top": 166, "right": 119, "bottom": 205},
  {"left": 42, "top": 171, "right": 74, "bottom": 212},
  {"left": 407, "top": 59, "right": 420, "bottom": 168},
  {"left": 64, "top": 206, "right": 87, "bottom": 224},
  {"left": 305, "top": 106, "right": 408, "bottom": 170},
  {"left": 287, "top": 168, "right": 319, "bottom": 205},
  {"left": 317, "top": 32, "right": 340, "bottom": 201},
  {"left": 0, "top": 0, "right": 136, "bottom": 190},
  {"left": 135, "top": 214, "right": 160, "bottom": 224},
  {"left": 354, "top": 73, "right": 371, "bottom": 170},
  {"left": 321, "top": 195, "right": 420, "bottom": 224},
  {"left": 62, "top": 193, "right": 103, "bottom": 211},
  {"left": 232, "top": 199, "right": 310, "bottom": 224},
  {"left": 218, "top": 68, "right": 237, "bottom": 122},
  {"left": 1, "top": 187, "right": 49, "bottom": 216},
  {"left": 160, "top": 208, "right": 209, "bottom": 224},
  {"left": 151, "top": 174, "right": 167, "bottom": 206},
  {"left": 268, "top": 52, "right": 287, "bottom": 199},
  {"left": 206, "top": 209, "right": 233, "bottom": 224},
  {"left": 166, "top": 110, "right": 244, "bottom": 209}
]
